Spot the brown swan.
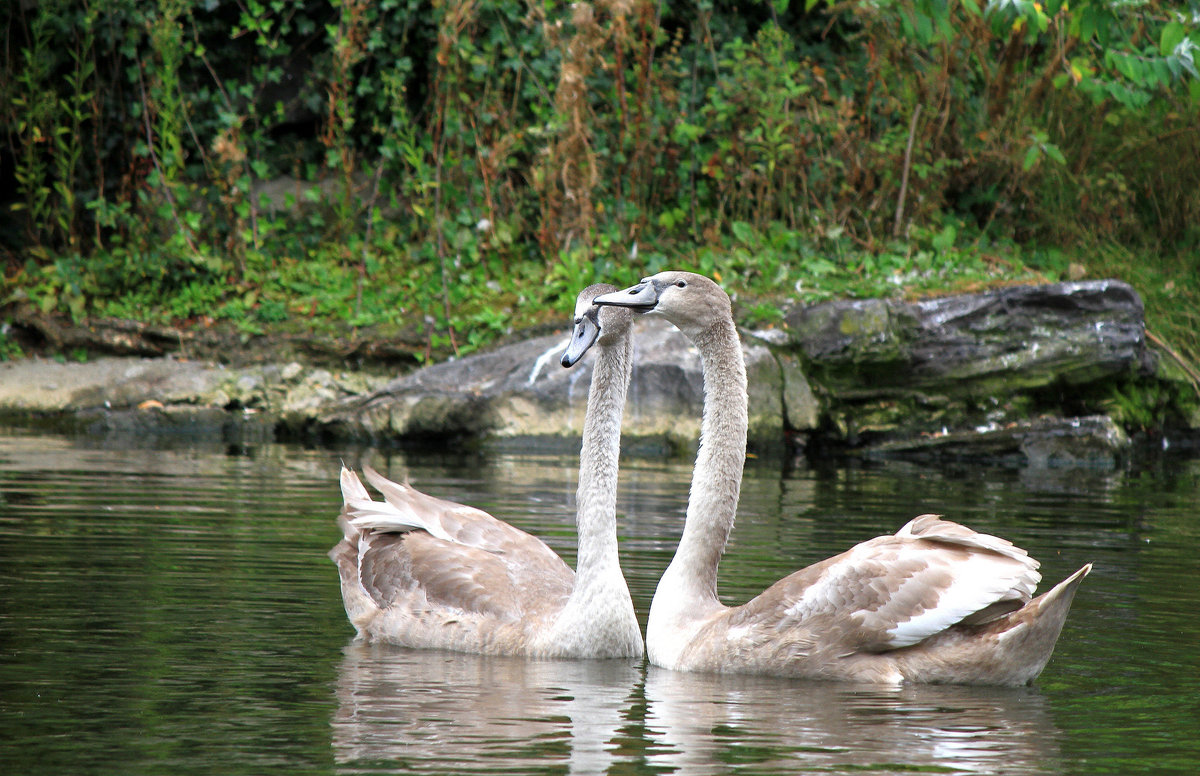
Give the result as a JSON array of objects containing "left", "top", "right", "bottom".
[
  {"left": 328, "top": 284, "right": 643, "bottom": 658},
  {"left": 594, "top": 271, "right": 1089, "bottom": 684}
]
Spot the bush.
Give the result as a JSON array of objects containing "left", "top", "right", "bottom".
[{"left": 1, "top": 0, "right": 1197, "bottom": 359}]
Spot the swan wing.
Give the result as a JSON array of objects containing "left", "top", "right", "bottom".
[
  {"left": 341, "top": 466, "right": 573, "bottom": 617},
  {"left": 354, "top": 529, "right": 565, "bottom": 619},
  {"left": 733, "top": 515, "right": 1042, "bottom": 652}
]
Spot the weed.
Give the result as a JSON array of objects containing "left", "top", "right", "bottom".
[
  {"left": 0, "top": 0, "right": 1196, "bottom": 370},
  {"left": 0, "top": 323, "right": 24, "bottom": 361}
]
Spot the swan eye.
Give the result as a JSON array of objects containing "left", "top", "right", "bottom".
[{"left": 675, "top": 280, "right": 687, "bottom": 288}]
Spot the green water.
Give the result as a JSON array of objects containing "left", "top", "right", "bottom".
[{"left": 1, "top": 430, "right": 1197, "bottom": 775}]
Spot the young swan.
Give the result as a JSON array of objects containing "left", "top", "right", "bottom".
[
  {"left": 329, "top": 284, "right": 643, "bottom": 658},
  {"left": 594, "top": 271, "right": 1090, "bottom": 684}
]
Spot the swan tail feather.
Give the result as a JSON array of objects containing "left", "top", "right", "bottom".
[
  {"left": 987, "top": 562, "right": 1091, "bottom": 685},
  {"left": 1026, "top": 563, "right": 1091, "bottom": 627},
  {"left": 340, "top": 466, "right": 371, "bottom": 504},
  {"left": 345, "top": 496, "right": 426, "bottom": 534}
]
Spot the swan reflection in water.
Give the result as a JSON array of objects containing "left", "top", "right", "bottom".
[
  {"left": 643, "top": 666, "right": 1066, "bottom": 775},
  {"left": 334, "top": 642, "right": 1066, "bottom": 775},
  {"left": 332, "top": 642, "right": 641, "bottom": 774}
]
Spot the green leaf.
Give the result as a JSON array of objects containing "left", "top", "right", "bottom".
[
  {"left": 1035, "top": 9, "right": 1049, "bottom": 34},
  {"left": 1161, "top": 21, "right": 1185, "bottom": 57},
  {"left": 1153, "top": 59, "right": 1171, "bottom": 87},
  {"left": 932, "top": 224, "right": 957, "bottom": 252},
  {"left": 806, "top": 257, "right": 837, "bottom": 277},
  {"left": 1022, "top": 145, "right": 1040, "bottom": 171},
  {"left": 914, "top": 12, "right": 933, "bottom": 45},
  {"left": 1078, "top": 7, "right": 1097, "bottom": 42}
]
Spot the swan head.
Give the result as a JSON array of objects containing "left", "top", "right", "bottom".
[
  {"left": 561, "top": 283, "right": 632, "bottom": 368},
  {"left": 593, "top": 271, "right": 731, "bottom": 339}
]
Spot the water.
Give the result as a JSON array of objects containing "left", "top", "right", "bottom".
[{"left": 1, "top": 429, "right": 1198, "bottom": 775}]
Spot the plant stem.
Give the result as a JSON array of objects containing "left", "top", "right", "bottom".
[{"left": 893, "top": 104, "right": 922, "bottom": 239}]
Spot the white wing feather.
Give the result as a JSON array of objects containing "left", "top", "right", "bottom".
[{"left": 339, "top": 466, "right": 455, "bottom": 541}]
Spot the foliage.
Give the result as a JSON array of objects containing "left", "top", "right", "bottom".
[
  {"left": 1, "top": 0, "right": 1198, "bottom": 364},
  {"left": 0, "top": 323, "right": 24, "bottom": 361}
]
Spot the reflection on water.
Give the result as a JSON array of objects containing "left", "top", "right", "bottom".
[
  {"left": 644, "top": 667, "right": 1062, "bottom": 775},
  {"left": 333, "top": 644, "right": 640, "bottom": 774},
  {"left": 331, "top": 645, "right": 1064, "bottom": 775},
  {"left": 1, "top": 430, "right": 1199, "bottom": 775}
]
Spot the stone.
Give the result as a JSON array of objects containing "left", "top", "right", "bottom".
[
  {"left": 316, "top": 318, "right": 786, "bottom": 452},
  {"left": 866, "top": 415, "right": 1129, "bottom": 467},
  {"left": 0, "top": 279, "right": 1190, "bottom": 465},
  {"left": 783, "top": 280, "right": 1151, "bottom": 453},
  {"left": 786, "top": 280, "right": 1145, "bottom": 399}
]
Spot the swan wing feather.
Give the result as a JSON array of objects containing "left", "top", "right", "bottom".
[
  {"left": 356, "top": 529, "right": 550, "bottom": 619},
  {"left": 360, "top": 465, "right": 565, "bottom": 566},
  {"left": 732, "top": 515, "right": 1042, "bottom": 652},
  {"left": 341, "top": 466, "right": 573, "bottom": 618}
]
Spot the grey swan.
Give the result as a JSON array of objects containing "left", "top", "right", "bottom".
[
  {"left": 593, "top": 271, "right": 1090, "bottom": 684},
  {"left": 328, "top": 284, "right": 642, "bottom": 658}
]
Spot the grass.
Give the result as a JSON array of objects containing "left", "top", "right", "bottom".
[
  {"left": 1076, "top": 240, "right": 1200, "bottom": 371},
  {"left": 3, "top": 210, "right": 1198, "bottom": 382}
]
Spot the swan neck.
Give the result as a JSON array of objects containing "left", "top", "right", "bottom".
[
  {"left": 571, "top": 334, "right": 632, "bottom": 590},
  {"left": 665, "top": 317, "right": 747, "bottom": 603}
]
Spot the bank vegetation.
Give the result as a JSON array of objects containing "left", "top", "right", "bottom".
[{"left": 2, "top": 0, "right": 1198, "bottom": 374}]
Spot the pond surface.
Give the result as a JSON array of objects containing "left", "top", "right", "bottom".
[{"left": 1, "top": 429, "right": 1198, "bottom": 775}]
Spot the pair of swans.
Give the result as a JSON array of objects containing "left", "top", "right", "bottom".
[{"left": 330, "top": 272, "right": 1091, "bottom": 683}]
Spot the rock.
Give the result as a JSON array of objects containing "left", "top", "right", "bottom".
[
  {"left": 1018, "top": 415, "right": 1130, "bottom": 467},
  {"left": 11, "top": 310, "right": 184, "bottom": 357},
  {"left": 786, "top": 280, "right": 1144, "bottom": 398},
  {"left": 0, "top": 355, "right": 388, "bottom": 443},
  {"left": 867, "top": 415, "right": 1130, "bottom": 466},
  {"left": 6, "top": 304, "right": 426, "bottom": 369},
  {"left": 281, "top": 362, "right": 305, "bottom": 381},
  {"left": 0, "top": 357, "right": 228, "bottom": 412},
  {"left": 314, "top": 318, "right": 788, "bottom": 453},
  {"left": 1, "top": 279, "right": 1191, "bottom": 465},
  {"left": 784, "top": 280, "right": 1150, "bottom": 451},
  {"left": 773, "top": 349, "right": 820, "bottom": 432},
  {"left": 71, "top": 404, "right": 277, "bottom": 447}
]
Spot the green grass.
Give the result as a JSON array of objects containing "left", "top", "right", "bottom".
[{"left": 4, "top": 222, "right": 1198, "bottom": 382}]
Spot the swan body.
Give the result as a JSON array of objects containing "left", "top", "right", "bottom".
[
  {"left": 594, "top": 271, "right": 1089, "bottom": 684},
  {"left": 329, "top": 285, "right": 643, "bottom": 659}
]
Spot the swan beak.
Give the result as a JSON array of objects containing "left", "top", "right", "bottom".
[
  {"left": 561, "top": 311, "right": 601, "bottom": 367},
  {"left": 593, "top": 280, "right": 659, "bottom": 311}
]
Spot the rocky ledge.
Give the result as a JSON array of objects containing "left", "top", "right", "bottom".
[{"left": 2, "top": 279, "right": 1197, "bottom": 465}]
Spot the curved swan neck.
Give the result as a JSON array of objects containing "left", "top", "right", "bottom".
[
  {"left": 663, "top": 316, "right": 747, "bottom": 603},
  {"left": 572, "top": 332, "right": 633, "bottom": 585}
]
